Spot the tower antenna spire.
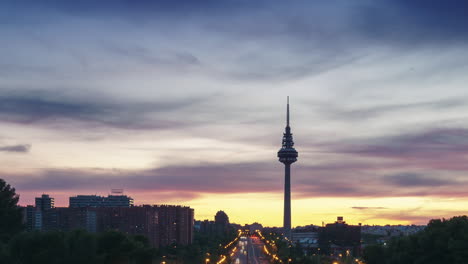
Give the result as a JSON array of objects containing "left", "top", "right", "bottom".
[{"left": 287, "top": 96, "right": 290, "bottom": 127}]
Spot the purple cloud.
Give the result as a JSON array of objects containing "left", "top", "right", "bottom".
[
  {"left": 6, "top": 158, "right": 468, "bottom": 202},
  {"left": 0, "top": 91, "right": 208, "bottom": 130},
  {"left": 0, "top": 144, "right": 31, "bottom": 153},
  {"left": 322, "top": 128, "right": 468, "bottom": 171}
]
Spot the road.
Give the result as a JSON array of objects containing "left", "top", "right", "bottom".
[{"left": 230, "top": 235, "right": 269, "bottom": 264}]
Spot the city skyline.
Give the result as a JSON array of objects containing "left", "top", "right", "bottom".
[{"left": 2, "top": 1, "right": 468, "bottom": 227}]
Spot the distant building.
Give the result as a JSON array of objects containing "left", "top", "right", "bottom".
[
  {"left": 156, "top": 205, "right": 194, "bottom": 247},
  {"left": 215, "top": 210, "right": 229, "bottom": 225},
  {"left": 35, "top": 205, "right": 193, "bottom": 248},
  {"left": 318, "top": 216, "right": 361, "bottom": 256},
  {"left": 69, "top": 194, "right": 134, "bottom": 207},
  {"left": 42, "top": 207, "right": 96, "bottom": 233},
  {"left": 23, "top": 193, "right": 192, "bottom": 248},
  {"left": 34, "top": 211, "right": 43, "bottom": 230},
  {"left": 293, "top": 232, "right": 319, "bottom": 252},
  {"left": 105, "top": 195, "right": 134, "bottom": 207},
  {"left": 93, "top": 206, "right": 160, "bottom": 246},
  {"left": 215, "top": 210, "right": 231, "bottom": 234},
  {"left": 249, "top": 222, "right": 263, "bottom": 233},
  {"left": 32, "top": 194, "right": 54, "bottom": 231},
  {"left": 21, "top": 205, "right": 36, "bottom": 231},
  {"left": 200, "top": 220, "right": 216, "bottom": 234},
  {"left": 292, "top": 225, "right": 320, "bottom": 251},
  {"left": 262, "top": 226, "right": 282, "bottom": 234},
  {"left": 194, "top": 220, "right": 202, "bottom": 231},
  {"left": 361, "top": 224, "right": 425, "bottom": 237},
  {"left": 69, "top": 195, "right": 103, "bottom": 207},
  {"left": 35, "top": 194, "right": 54, "bottom": 211},
  {"left": 200, "top": 210, "right": 232, "bottom": 236}
]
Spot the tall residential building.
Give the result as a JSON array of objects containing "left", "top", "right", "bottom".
[
  {"left": 277, "top": 97, "right": 298, "bottom": 239},
  {"left": 35, "top": 194, "right": 54, "bottom": 211},
  {"left": 69, "top": 194, "right": 134, "bottom": 207},
  {"left": 37, "top": 205, "right": 193, "bottom": 248}
]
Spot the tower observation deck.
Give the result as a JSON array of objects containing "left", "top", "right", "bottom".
[{"left": 277, "top": 96, "right": 298, "bottom": 239}]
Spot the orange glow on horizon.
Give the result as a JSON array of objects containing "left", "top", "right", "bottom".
[{"left": 17, "top": 190, "right": 468, "bottom": 227}]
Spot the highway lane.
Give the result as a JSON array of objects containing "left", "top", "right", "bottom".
[{"left": 230, "top": 235, "right": 268, "bottom": 264}]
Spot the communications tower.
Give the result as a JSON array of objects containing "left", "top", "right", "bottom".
[{"left": 277, "top": 97, "right": 298, "bottom": 239}]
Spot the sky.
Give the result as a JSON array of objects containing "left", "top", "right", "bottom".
[{"left": 1, "top": 0, "right": 468, "bottom": 226}]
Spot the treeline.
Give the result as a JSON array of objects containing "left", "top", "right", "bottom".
[
  {"left": 0, "top": 230, "right": 237, "bottom": 264},
  {"left": 0, "top": 178, "right": 237, "bottom": 264},
  {"left": 0, "top": 230, "right": 156, "bottom": 264},
  {"left": 363, "top": 216, "right": 468, "bottom": 264}
]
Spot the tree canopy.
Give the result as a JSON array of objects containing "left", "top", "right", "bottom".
[
  {"left": 0, "top": 178, "right": 23, "bottom": 241},
  {"left": 363, "top": 216, "right": 468, "bottom": 264}
]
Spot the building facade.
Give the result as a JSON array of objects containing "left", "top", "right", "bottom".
[
  {"left": 35, "top": 194, "right": 54, "bottom": 211},
  {"left": 69, "top": 194, "right": 134, "bottom": 207},
  {"left": 21, "top": 205, "right": 36, "bottom": 231},
  {"left": 29, "top": 205, "right": 193, "bottom": 248},
  {"left": 199, "top": 210, "right": 232, "bottom": 236},
  {"left": 318, "top": 217, "right": 361, "bottom": 256}
]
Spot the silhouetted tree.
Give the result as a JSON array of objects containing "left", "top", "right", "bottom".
[
  {"left": 8, "top": 231, "right": 66, "bottom": 264},
  {"left": 65, "top": 230, "right": 99, "bottom": 264},
  {"left": 97, "top": 231, "right": 135, "bottom": 264},
  {"left": 0, "top": 178, "right": 23, "bottom": 241},
  {"left": 362, "top": 244, "right": 384, "bottom": 264}
]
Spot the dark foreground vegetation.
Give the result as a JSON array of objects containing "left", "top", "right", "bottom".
[
  {"left": 0, "top": 178, "right": 236, "bottom": 264},
  {"left": 1, "top": 230, "right": 155, "bottom": 264},
  {"left": 363, "top": 216, "right": 468, "bottom": 264},
  {"left": 0, "top": 229, "right": 237, "bottom": 264}
]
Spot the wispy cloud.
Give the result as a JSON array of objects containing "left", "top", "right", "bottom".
[
  {"left": 9, "top": 163, "right": 280, "bottom": 194},
  {"left": 102, "top": 42, "right": 201, "bottom": 69},
  {"left": 321, "top": 98, "right": 467, "bottom": 121},
  {"left": 0, "top": 91, "right": 208, "bottom": 130},
  {"left": 0, "top": 144, "right": 31, "bottom": 153},
  {"left": 352, "top": 207, "right": 387, "bottom": 210},
  {"left": 319, "top": 128, "right": 468, "bottom": 171},
  {"left": 383, "top": 173, "right": 454, "bottom": 187}
]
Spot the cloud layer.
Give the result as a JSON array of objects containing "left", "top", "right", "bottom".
[{"left": 1, "top": 0, "right": 468, "bottom": 225}]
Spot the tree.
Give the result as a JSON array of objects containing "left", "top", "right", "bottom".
[
  {"left": 362, "top": 216, "right": 468, "bottom": 264},
  {"left": 362, "top": 244, "right": 384, "bottom": 264},
  {"left": 65, "top": 230, "right": 99, "bottom": 264},
  {"left": 97, "top": 231, "right": 135, "bottom": 264},
  {"left": 8, "top": 231, "right": 67, "bottom": 264},
  {"left": 0, "top": 178, "right": 23, "bottom": 241}
]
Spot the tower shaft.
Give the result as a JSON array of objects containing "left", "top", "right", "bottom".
[{"left": 284, "top": 163, "right": 291, "bottom": 238}]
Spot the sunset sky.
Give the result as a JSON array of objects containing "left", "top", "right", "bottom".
[{"left": 2, "top": 0, "right": 468, "bottom": 226}]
